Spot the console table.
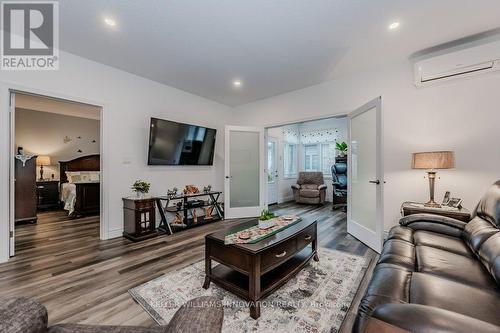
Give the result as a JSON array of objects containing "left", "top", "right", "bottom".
[{"left": 156, "top": 191, "right": 224, "bottom": 235}]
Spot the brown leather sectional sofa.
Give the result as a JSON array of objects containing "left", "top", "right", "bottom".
[{"left": 354, "top": 181, "right": 500, "bottom": 333}]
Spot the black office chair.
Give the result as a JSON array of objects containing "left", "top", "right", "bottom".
[{"left": 331, "top": 162, "right": 347, "bottom": 211}]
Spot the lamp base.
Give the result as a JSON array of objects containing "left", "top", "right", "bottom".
[{"left": 424, "top": 199, "right": 441, "bottom": 208}]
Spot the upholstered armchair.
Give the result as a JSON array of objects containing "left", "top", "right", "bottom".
[
  {"left": 0, "top": 296, "right": 224, "bottom": 333},
  {"left": 331, "top": 162, "right": 347, "bottom": 209},
  {"left": 291, "top": 172, "right": 327, "bottom": 204}
]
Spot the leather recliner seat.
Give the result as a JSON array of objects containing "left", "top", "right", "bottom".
[{"left": 354, "top": 181, "right": 500, "bottom": 333}]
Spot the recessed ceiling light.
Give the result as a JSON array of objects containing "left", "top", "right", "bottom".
[
  {"left": 104, "top": 17, "right": 117, "bottom": 27},
  {"left": 388, "top": 21, "right": 400, "bottom": 30},
  {"left": 233, "top": 80, "right": 242, "bottom": 87}
]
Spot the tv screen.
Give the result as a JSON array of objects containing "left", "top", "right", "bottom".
[{"left": 148, "top": 118, "right": 217, "bottom": 165}]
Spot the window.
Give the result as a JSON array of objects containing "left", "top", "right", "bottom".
[
  {"left": 303, "top": 142, "right": 336, "bottom": 176},
  {"left": 284, "top": 143, "right": 297, "bottom": 177},
  {"left": 304, "top": 144, "right": 319, "bottom": 171},
  {"left": 321, "top": 143, "right": 336, "bottom": 175}
]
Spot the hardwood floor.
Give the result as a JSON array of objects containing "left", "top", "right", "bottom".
[{"left": 1, "top": 203, "right": 376, "bottom": 329}]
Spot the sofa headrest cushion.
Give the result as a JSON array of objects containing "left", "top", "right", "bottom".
[
  {"left": 474, "top": 180, "right": 500, "bottom": 228},
  {"left": 297, "top": 172, "right": 324, "bottom": 185}
]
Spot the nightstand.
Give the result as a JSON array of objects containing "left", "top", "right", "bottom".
[
  {"left": 36, "top": 180, "right": 60, "bottom": 210},
  {"left": 401, "top": 201, "right": 471, "bottom": 223},
  {"left": 123, "top": 197, "right": 157, "bottom": 242}
]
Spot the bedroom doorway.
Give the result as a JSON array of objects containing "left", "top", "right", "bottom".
[{"left": 9, "top": 91, "right": 103, "bottom": 257}]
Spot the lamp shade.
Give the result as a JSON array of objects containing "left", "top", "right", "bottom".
[
  {"left": 412, "top": 151, "right": 454, "bottom": 170},
  {"left": 36, "top": 155, "right": 51, "bottom": 166}
]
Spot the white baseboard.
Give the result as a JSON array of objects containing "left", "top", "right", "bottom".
[
  {"left": 108, "top": 228, "right": 124, "bottom": 239},
  {"left": 279, "top": 195, "right": 294, "bottom": 203}
]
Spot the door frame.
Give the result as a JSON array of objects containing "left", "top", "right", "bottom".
[
  {"left": 1, "top": 82, "right": 109, "bottom": 262},
  {"left": 347, "top": 96, "right": 384, "bottom": 253},
  {"left": 264, "top": 114, "right": 349, "bottom": 209},
  {"left": 266, "top": 135, "right": 279, "bottom": 205},
  {"left": 224, "top": 125, "right": 266, "bottom": 218}
]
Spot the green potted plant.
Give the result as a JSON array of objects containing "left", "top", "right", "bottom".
[
  {"left": 258, "top": 209, "right": 276, "bottom": 229},
  {"left": 335, "top": 141, "right": 348, "bottom": 157},
  {"left": 132, "top": 180, "right": 151, "bottom": 199}
]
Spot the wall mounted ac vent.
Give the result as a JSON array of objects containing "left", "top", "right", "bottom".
[{"left": 413, "top": 30, "right": 500, "bottom": 87}]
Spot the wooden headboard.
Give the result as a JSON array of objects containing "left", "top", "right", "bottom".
[{"left": 59, "top": 154, "right": 100, "bottom": 183}]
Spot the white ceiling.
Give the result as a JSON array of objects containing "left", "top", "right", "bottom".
[{"left": 59, "top": 1, "right": 500, "bottom": 106}]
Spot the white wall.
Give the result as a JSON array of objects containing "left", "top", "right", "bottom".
[
  {"left": 15, "top": 108, "right": 101, "bottom": 180},
  {"left": 0, "top": 50, "right": 231, "bottom": 262},
  {"left": 233, "top": 62, "right": 500, "bottom": 231}
]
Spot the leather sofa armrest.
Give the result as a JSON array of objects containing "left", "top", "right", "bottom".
[
  {"left": 165, "top": 296, "right": 223, "bottom": 333},
  {"left": 318, "top": 184, "right": 327, "bottom": 190},
  {"left": 365, "top": 303, "right": 500, "bottom": 333},
  {"left": 291, "top": 184, "right": 300, "bottom": 190},
  {"left": 399, "top": 213, "right": 466, "bottom": 238}
]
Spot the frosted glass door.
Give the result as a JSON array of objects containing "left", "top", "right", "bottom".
[
  {"left": 347, "top": 97, "right": 383, "bottom": 253},
  {"left": 225, "top": 126, "right": 265, "bottom": 218}
]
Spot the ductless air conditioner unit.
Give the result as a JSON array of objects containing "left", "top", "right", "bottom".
[{"left": 413, "top": 30, "right": 500, "bottom": 87}]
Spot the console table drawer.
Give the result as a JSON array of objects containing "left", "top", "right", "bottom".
[
  {"left": 261, "top": 237, "right": 297, "bottom": 271},
  {"left": 296, "top": 223, "right": 316, "bottom": 251}
]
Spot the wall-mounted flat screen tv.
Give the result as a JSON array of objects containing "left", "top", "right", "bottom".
[{"left": 148, "top": 117, "right": 217, "bottom": 165}]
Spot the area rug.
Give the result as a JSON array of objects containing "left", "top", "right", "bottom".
[{"left": 129, "top": 248, "right": 369, "bottom": 333}]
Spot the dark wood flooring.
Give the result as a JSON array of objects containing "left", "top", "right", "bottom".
[{"left": 0, "top": 203, "right": 376, "bottom": 330}]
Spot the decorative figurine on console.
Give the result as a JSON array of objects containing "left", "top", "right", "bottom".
[
  {"left": 183, "top": 185, "right": 200, "bottom": 195},
  {"left": 167, "top": 187, "right": 178, "bottom": 198},
  {"left": 204, "top": 206, "right": 214, "bottom": 220},
  {"left": 203, "top": 185, "right": 212, "bottom": 193},
  {"left": 171, "top": 213, "right": 184, "bottom": 225}
]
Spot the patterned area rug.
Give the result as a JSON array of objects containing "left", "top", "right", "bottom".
[{"left": 129, "top": 248, "right": 369, "bottom": 333}]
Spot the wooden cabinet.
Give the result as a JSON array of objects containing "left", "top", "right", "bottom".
[
  {"left": 123, "top": 197, "right": 157, "bottom": 241},
  {"left": 15, "top": 156, "right": 37, "bottom": 224},
  {"left": 36, "top": 181, "right": 60, "bottom": 210}
]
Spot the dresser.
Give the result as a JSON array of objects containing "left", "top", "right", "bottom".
[
  {"left": 15, "top": 156, "right": 37, "bottom": 224},
  {"left": 36, "top": 180, "right": 60, "bottom": 210}
]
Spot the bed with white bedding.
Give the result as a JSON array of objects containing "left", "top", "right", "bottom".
[{"left": 59, "top": 155, "right": 100, "bottom": 217}]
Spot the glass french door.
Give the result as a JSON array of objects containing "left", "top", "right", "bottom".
[
  {"left": 267, "top": 137, "right": 278, "bottom": 205},
  {"left": 347, "top": 97, "right": 383, "bottom": 253},
  {"left": 224, "top": 126, "right": 266, "bottom": 218}
]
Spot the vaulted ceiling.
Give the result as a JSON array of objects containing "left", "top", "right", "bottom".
[{"left": 59, "top": 1, "right": 500, "bottom": 106}]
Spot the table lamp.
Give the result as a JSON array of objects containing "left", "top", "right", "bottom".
[
  {"left": 412, "top": 151, "right": 454, "bottom": 208},
  {"left": 36, "top": 155, "right": 51, "bottom": 181}
]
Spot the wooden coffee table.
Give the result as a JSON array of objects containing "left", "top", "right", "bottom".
[{"left": 203, "top": 219, "right": 318, "bottom": 319}]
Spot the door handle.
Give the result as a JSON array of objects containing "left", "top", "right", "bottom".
[
  {"left": 369, "top": 180, "right": 380, "bottom": 185},
  {"left": 225, "top": 176, "right": 232, "bottom": 179}
]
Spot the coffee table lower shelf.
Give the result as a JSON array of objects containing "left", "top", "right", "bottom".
[{"left": 208, "top": 248, "right": 315, "bottom": 312}]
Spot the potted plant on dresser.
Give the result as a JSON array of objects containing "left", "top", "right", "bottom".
[{"left": 132, "top": 180, "right": 151, "bottom": 199}]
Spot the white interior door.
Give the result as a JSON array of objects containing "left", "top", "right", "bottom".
[
  {"left": 225, "top": 126, "right": 266, "bottom": 218},
  {"left": 9, "top": 92, "right": 15, "bottom": 256},
  {"left": 347, "top": 97, "right": 383, "bottom": 253},
  {"left": 267, "top": 137, "right": 278, "bottom": 205}
]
